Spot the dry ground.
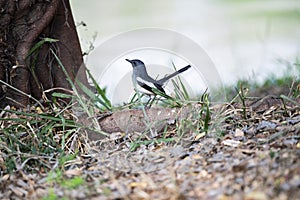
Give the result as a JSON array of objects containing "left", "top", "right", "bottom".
[{"left": 0, "top": 96, "right": 299, "bottom": 200}]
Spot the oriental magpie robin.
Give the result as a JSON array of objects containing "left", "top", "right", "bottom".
[{"left": 126, "top": 59, "right": 191, "bottom": 96}]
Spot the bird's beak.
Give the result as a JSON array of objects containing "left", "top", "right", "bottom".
[{"left": 125, "top": 59, "right": 132, "bottom": 63}]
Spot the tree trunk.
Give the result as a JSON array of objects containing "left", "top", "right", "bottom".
[{"left": 0, "top": 0, "right": 88, "bottom": 108}]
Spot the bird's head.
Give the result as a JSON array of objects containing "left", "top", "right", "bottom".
[{"left": 126, "top": 59, "right": 145, "bottom": 68}]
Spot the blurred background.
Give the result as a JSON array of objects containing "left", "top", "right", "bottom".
[{"left": 70, "top": 0, "right": 300, "bottom": 102}]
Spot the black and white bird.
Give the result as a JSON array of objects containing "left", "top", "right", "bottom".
[{"left": 126, "top": 59, "right": 191, "bottom": 95}]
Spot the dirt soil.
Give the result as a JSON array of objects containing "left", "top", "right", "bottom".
[{"left": 0, "top": 96, "right": 299, "bottom": 200}]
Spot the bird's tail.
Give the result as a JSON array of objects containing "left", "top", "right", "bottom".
[{"left": 157, "top": 65, "right": 191, "bottom": 84}]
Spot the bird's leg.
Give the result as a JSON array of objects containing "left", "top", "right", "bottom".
[
  {"left": 145, "top": 94, "right": 157, "bottom": 108},
  {"left": 149, "top": 94, "right": 158, "bottom": 107},
  {"left": 145, "top": 95, "right": 152, "bottom": 108}
]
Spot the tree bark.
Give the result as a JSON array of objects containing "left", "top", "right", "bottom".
[{"left": 0, "top": 0, "right": 88, "bottom": 108}]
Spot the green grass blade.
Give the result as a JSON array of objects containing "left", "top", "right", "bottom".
[
  {"left": 51, "top": 92, "right": 74, "bottom": 99},
  {"left": 76, "top": 81, "right": 111, "bottom": 110},
  {"left": 85, "top": 69, "right": 112, "bottom": 110},
  {"left": 27, "top": 38, "right": 59, "bottom": 58}
]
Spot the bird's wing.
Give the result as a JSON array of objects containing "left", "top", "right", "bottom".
[
  {"left": 153, "top": 83, "right": 166, "bottom": 94},
  {"left": 136, "top": 77, "right": 165, "bottom": 94}
]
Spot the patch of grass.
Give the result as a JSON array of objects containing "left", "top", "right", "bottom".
[
  {"left": 177, "top": 92, "right": 211, "bottom": 133},
  {"left": 50, "top": 49, "right": 109, "bottom": 137},
  {"left": 44, "top": 154, "right": 85, "bottom": 197},
  {"left": 0, "top": 48, "right": 112, "bottom": 174},
  {"left": 224, "top": 59, "right": 300, "bottom": 100},
  {"left": 62, "top": 176, "right": 84, "bottom": 189},
  {"left": 47, "top": 169, "right": 84, "bottom": 189},
  {"left": 41, "top": 189, "right": 59, "bottom": 200},
  {"left": 0, "top": 105, "right": 79, "bottom": 172},
  {"left": 82, "top": 68, "right": 112, "bottom": 111},
  {"left": 127, "top": 84, "right": 183, "bottom": 109}
]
